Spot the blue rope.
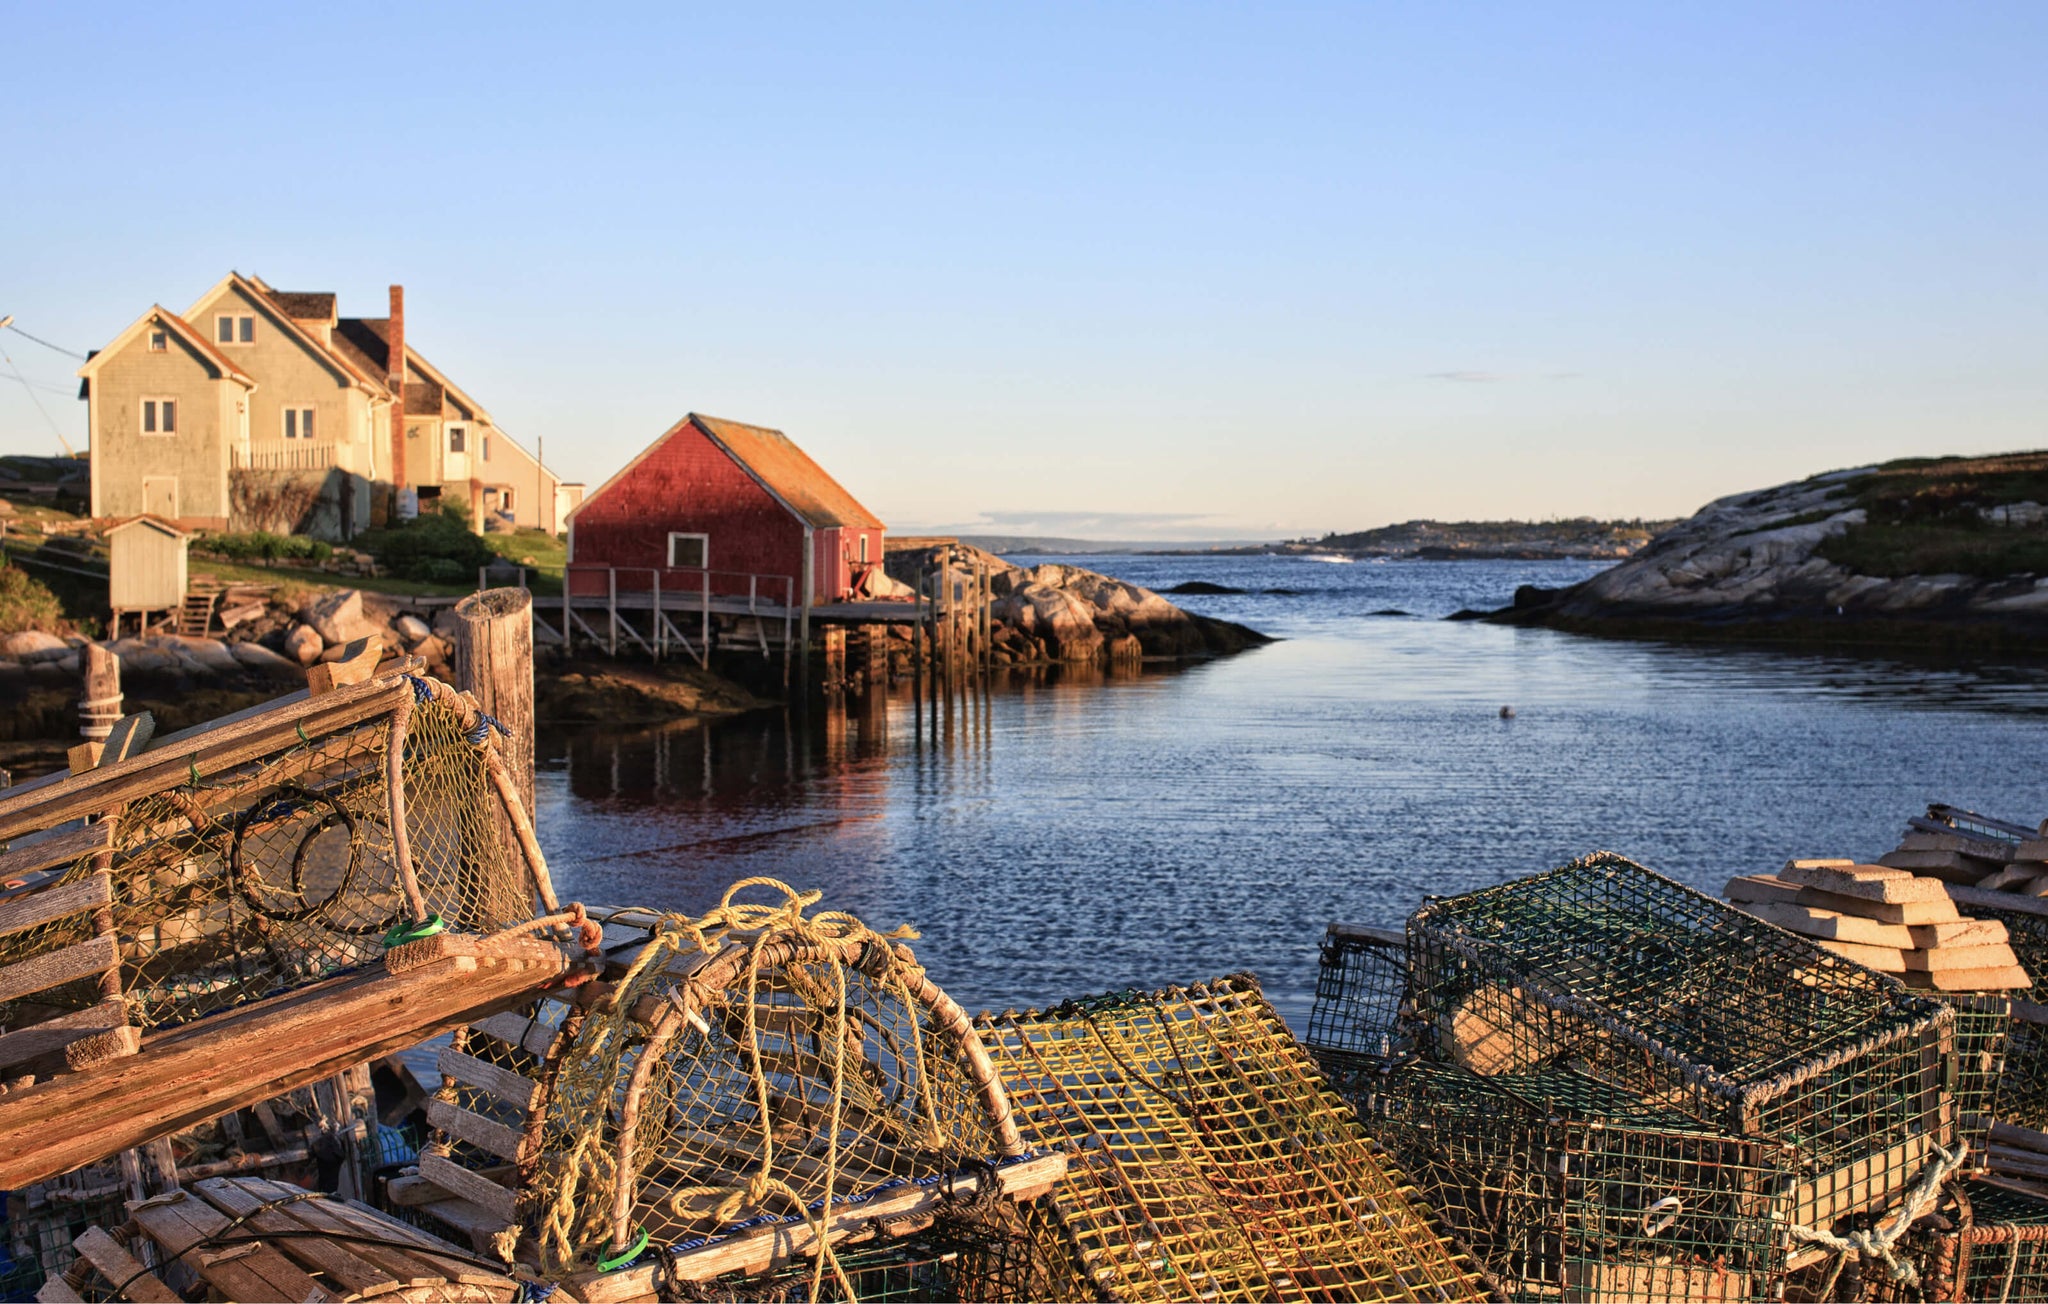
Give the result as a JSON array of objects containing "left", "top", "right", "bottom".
[
  {"left": 516, "top": 1284, "right": 558, "bottom": 1303},
  {"left": 465, "top": 711, "right": 510, "bottom": 746},
  {"left": 404, "top": 674, "right": 433, "bottom": 703}
]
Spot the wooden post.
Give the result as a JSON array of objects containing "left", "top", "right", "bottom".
[
  {"left": 701, "top": 569, "right": 711, "bottom": 669},
  {"left": 911, "top": 582, "right": 925, "bottom": 724},
  {"left": 651, "top": 570, "right": 662, "bottom": 661},
  {"left": 79, "top": 643, "right": 121, "bottom": 742},
  {"left": 606, "top": 568, "right": 618, "bottom": 656},
  {"left": 453, "top": 588, "right": 535, "bottom": 816},
  {"left": 562, "top": 581, "right": 573, "bottom": 656}
]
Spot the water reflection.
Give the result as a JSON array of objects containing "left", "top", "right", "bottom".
[{"left": 534, "top": 563, "right": 2048, "bottom": 1030}]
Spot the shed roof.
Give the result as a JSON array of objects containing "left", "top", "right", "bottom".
[
  {"left": 691, "top": 415, "right": 885, "bottom": 530},
  {"left": 106, "top": 514, "right": 193, "bottom": 540}
]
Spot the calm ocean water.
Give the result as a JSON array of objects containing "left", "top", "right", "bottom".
[{"left": 534, "top": 554, "right": 2048, "bottom": 1028}]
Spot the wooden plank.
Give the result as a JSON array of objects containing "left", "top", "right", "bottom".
[
  {"left": 416, "top": 1152, "right": 519, "bottom": 1223},
  {"left": 1977, "top": 865, "right": 2039, "bottom": 893},
  {"left": 312, "top": 1191, "right": 508, "bottom": 1289},
  {"left": 100, "top": 713, "right": 156, "bottom": 764},
  {"left": 0, "top": 872, "right": 110, "bottom": 939},
  {"left": 1793, "top": 886, "right": 1958, "bottom": 925},
  {"left": 188, "top": 1178, "right": 401, "bottom": 1297},
  {"left": 65, "top": 743, "right": 103, "bottom": 774},
  {"left": 568, "top": 1151, "right": 1068, "bottom": 1301},
  {"left": 1909, "top": 919, "right": 2009, "bottom": 948},
  {"left": 1780, "top": 865, "right": 1947, "bottom": 903},
  {"left": 1327, "top": 922, "right": 1404, "bottom": 947},
  {"left": 1816, "top": 939, "right": 1908, "bottom": 973},
  {"left": 436, "top": 1049, "right": 537, "bottom": 1111},
  {"left": 1948, "top": 884, "right": 2048, "bottom": 920},
  {"left": 0, "top": 677, "right": 409, "bottom": 842},
  {"left": 1725, "top": 875, "right": 1803, "bottom": 906},
  {"left": 468, "top": 1009, "right": 559, "bottom": 1058},
  {"left": 33, "top": 1277, "right": 85, "bottom": 1302},
  {"left": 0, "top": 824, "right": 112, "bottom": 887},
  {"left": 0, "top": 944, "right": 567, "bottom": 1189},
  {"left": 427, "top": 1100, "right": 526, "bottom": 1163},
  {"left": 0, "top": 999, "right": 125, "bottom": 1071},
  {"left": 128, "top": 1192, "right": 332, "bottom": 1304},
  {"left": 412, "top": 1197, "right": 510, "bottom": 1256},
  {"left": 224, "top": 1178, "right": 484, "bottom": 1294},
  {"left": 1904, "top": 943, "right": 2022, "bottom": 973},
  {"left": 1784, "top": 1134, "right": 1929, "bottom": 1229},
  {"left": 1989, "top": 1120, "right": 2048, "bottom": 1156},
  {"left": 1732, "top": 900, "right": 1914, "bottom": 948},
  {"left": 1903, "top": 965, "right": 2032, "bottom": 991},
  {"left": 307, "top": 638, "right": 381, "bottom": 695},
  {"left": 0, "top": 934, "right": 117, "bottom": 1004},
  {"left": 1988, "top": 1148, "right": 2048, "bottom": 1178},
  {"left": 71, "top": 1227, "right": 179, "bottom": 1303}
]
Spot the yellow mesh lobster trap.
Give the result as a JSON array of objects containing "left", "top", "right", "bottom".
[{"left": 977, "top": 973, "right": 1493, "bottom": 1303}]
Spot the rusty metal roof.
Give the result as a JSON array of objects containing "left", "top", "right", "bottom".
[{"left": 691, "top": 414, "right": 885, "bottom": 530}]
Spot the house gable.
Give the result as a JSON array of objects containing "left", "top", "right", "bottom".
[{"left": 186, "top": 274, "right": 376, "bottom": 393}]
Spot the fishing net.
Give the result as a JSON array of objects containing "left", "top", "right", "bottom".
[
  {"left": 518, "top": 881, "right": 1028, "bottom": 1299},
  {"left": 0, "top": 672, "right": 543, "bottom": 1044},
  {"left": 978, "top": 973, "right": 1491, "bottom": 1303},
  {"left": 1405, "top": 851, "right": 1958, "bottom": 1231}
]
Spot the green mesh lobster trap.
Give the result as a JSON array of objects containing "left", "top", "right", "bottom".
[{"left": 1404, "top": 854, "right": 1959, "bottom": 1246}]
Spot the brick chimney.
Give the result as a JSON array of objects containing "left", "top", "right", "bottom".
[{"left": 387, "top": 285, "right": 407, "bottom": 490}]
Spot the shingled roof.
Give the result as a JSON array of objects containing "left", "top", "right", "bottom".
[
  {"left": 267, "top": 291, "right": 336, "bottom": 321},
  {"left": 691, "top": 414, "right": 885, "bottom": 530}
]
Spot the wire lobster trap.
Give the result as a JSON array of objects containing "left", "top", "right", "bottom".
[
  {"left": 979, "top": 972, "right": 1492, "bottom": 1303},
  {"left": 1405, "top": 853, "right": 1959, "bottom": 1238},
  {"left": 1306, "top": 923, "right": 1413, "bottom": 1070},
  {"left": 0, "top": 671, "right": 548, "bottom": 1079}
]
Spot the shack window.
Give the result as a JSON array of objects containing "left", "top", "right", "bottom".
[
  {"left": 448, "top": 425, "right": 466, "bottom": 454},
  {"left": 141, "top": 397, "right": 176, "bottom": 435},
  {"left": 668, "top": 532, "right": 708, "bottom": 569},
  {"left": 283, "top": 407, "right": 315, "bottom": 439},
  {"left": 859, "top": 533, "right": 870, "bottom": 564}
]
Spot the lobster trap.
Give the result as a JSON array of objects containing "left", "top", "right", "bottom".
[
  {"left": 978, "top": 973, "right": 1491, "bottom": 1303},
  {"left": 391, "top": 882, "right": 1061, "bottom": 1303},
  {"left": 1305, "top": 923, "right": 1411, "bottom": 1071},
  {"left": 1406, "top": 853, "right": 1958, "bottom": 1235}
]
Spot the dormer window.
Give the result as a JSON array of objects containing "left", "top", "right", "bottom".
[
  {"left": 216, "top": 314, "right": 254, "bottom": 345},
  {"left": 147, "top": 330, "right": 168, "bottom": 352}
]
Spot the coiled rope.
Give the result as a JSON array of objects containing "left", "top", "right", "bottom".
[{"left": 1779, "top": 1141, "right": 1967, "bottom": 1287}]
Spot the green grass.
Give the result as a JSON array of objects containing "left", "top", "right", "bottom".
[
  {"left": 1818, "top": 524, "right": 2048, "bottom": 580},
  {"left": 186, "top": 556, "right": 473, "bottom": 598},
  {"left": 1813, "top": 450, "right": 2048, "bottom": 579},
  {"left": 481, "top": 528, "right": 567, "bottom": 595}
]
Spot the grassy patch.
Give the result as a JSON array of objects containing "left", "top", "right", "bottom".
[
  {"left": 0, "top": 564, "right": 64, "bottom": 634},
  {"left": 1809, "top": 449, "right": 2048, "bottom": 579},
  {"left": 481, "top": 528, "right": 566, "bottom": 595},
  {"left": 187, "top": 557, "right": 471, "bottom": 598},
  {"left": 1818, "top": 524, "right": 2048, "bottom": 579}
]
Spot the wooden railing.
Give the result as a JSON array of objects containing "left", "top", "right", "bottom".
[
  {"left": 554, "top": 566, "right": 797, "bottom": 665},
  {"left": 231, "top": 444, "right": 336, "bottom": 471}
]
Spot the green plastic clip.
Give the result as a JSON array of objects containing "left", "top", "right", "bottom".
[
  {"left": 382, "top": 914, "right": 446, "bottom": 948},
  {"left": 596, "top": 1227, "right": 650, "bottom": 1273}
]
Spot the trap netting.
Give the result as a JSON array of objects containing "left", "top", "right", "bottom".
[
  {"left": 1406, "top": 852, "right": 1958, "bottom": 1223},
  {"left": 0, "top": 673, "right": 542, "bottom": 1038},
  {"left": 978, "top": 973, "right": 1491, "bottom": 1303},
  {"left": 524, "top": 880, "right": 1029, "bottom": 1297}
]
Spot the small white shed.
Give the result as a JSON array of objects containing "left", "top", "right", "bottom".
[{"left": 108, "top": 514, "right": 192, "bottom": 625}]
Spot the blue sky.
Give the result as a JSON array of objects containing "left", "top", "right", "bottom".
[{"left": 2, "top": 3, "right": 2043, "bottom": 539}]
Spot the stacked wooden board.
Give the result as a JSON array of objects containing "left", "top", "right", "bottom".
[
  {"left": 1987, "top": 1119, "right": 2048, "bottom": 1201},
  {"left": 1879, "top": 806, "right": 2048, "bottom": 898},
  {"left": 1725, "top": 858, "right": 2031, "bottom": 991}
]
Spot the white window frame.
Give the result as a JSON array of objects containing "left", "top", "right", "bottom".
[
  {"left": 147, "top": 330, "right": 168, "bottom": 352},
  {"left": 283, "top": 406, "right": 315, "bottom": 440},
  {"left": 448, "top": 424, "right": 467, "bottom": 454},
  {"left": 667, "top": 532, "right": 709, "bottom": 569},
  {"left": 216, "top": 314, "right": 254, "bottom": 345},
  {"left": 140, "top": 396, "right": 177, "bottom": 436}
]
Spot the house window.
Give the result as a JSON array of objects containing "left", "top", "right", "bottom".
[
  {"left": 500, "top": 487, "right": 515, "bottom": 513},
  {"left": 668, "top": 532, "right": 708, "bottom": 569},
  {"left": 148, "top": 330, "right": 167, "bottom": 352},
  {"left": 141, "top": 397, "right": 177, "bottom": 435},
  {"left": 481, "top": 434, "right": 491, "bottom": 462},
  {"left": 216, "top": 315, "right": 254, "bottom": 344},
  {"left": 448, "top": 425, "right": 466, "bottom": 454},
  {"left": 284, "top": 407, "right": 315, "bottom": 439}
]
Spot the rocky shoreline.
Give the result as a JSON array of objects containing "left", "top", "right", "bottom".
[{"left": 1489, "top": 458, "right": 2048, "bottom": 649}]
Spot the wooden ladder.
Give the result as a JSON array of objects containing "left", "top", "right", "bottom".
[{"left": 177, "top": 586, "right": 222, "bottom": 636}]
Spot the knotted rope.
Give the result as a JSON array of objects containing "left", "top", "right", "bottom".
[{"left": 1778, "top": 1141, "right": 1967, "bottom": 1287}]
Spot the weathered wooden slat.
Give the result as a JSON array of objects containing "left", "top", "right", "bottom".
[
  {"left": 0, "top": 872, "right": 110, "bottom": 939},
  {"left": 33, "top": 1275, "right": 85, "bottom": 1302},
  {"left": 1948, "top": 883, "right": 2048, "bottom": 920},
  {"left": 218, "top": 1177, "right": 479, "bottom": 1293},
  {"left": 0, "top": 934, "right": 117, "bottom": 1004},
  {"left": 129, "top": 1192, "right": 332, "bottom": 1303},
  {"left": 428, "top": 1099, "right": 526, "bottom": 1162},
  {"left": 468, "top": 1009, "right": 559, "bottom": 1057},
  {"left": 0, "top": 943, "right": 567, "bottom": 1189},
  {"left": 437, "top": 1049, "right": 538, "bottom": 1111},
  {"left": 1327, "top": 922, "right": 1405, "bottom": 947},
  {"left": 71, "top": 1227, "right": 178, "bottom": 1304},
  {"left": 417, "top": 1152, "right": 519, "bottom": 1223},
  {"left": 188, "top": 1178, "right": 400, "bottom": 1297},
  {"left": 307, "top": 639, "right": 381, "bottom": 696},
  {"left": 0, "top": 678, "right": 409, "bottom": 842},
  {"left": 569, "top": 1151, "right": 1068, "bottom": 1301},
  {"left": 301, "top": 1187, "right": 507, "bottom": 1288},
  {"left": 100, "top": 713, "right": 156, "bottom": 765},
  {"left": 0, "top": 999, "right": 125, "bottom": 1071},
  {"left": 0, "top": 824, "right": 113, "bottom": 888}
]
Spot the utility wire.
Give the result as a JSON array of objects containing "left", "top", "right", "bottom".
[
  {"left": 3, "top": 321, "right": 87, "bottom": 360},
  {"left": 0, "top": 341, "right": 77, "bottom": 455},
  {"left": 0, "top": 370, "right": 74, "bottom": 398}
]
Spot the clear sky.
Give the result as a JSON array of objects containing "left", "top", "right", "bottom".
[{"left": 2, "top": 3, "right": 2043, "bottom": 540}]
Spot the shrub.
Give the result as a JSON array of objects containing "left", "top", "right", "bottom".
[
  {"left": 0, "top": 564, "right": 64, "bottom": 635},
  {"left": 197, "top": 531, "right": 333, "bottom": 565},
  {"left": 357, "top": 508, "right": 495, "bottom": 584}
]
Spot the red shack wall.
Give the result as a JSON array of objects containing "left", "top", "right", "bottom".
[{"left": 568, "top": 424, "right": 805, "bottom": 600}]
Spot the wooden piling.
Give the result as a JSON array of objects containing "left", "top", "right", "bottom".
[
  {"left": 79, "top": 643, "right": 121, "bottom": 742},
  {"left": 452, "top": 588, "right": 535, "bottom": 815}
]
